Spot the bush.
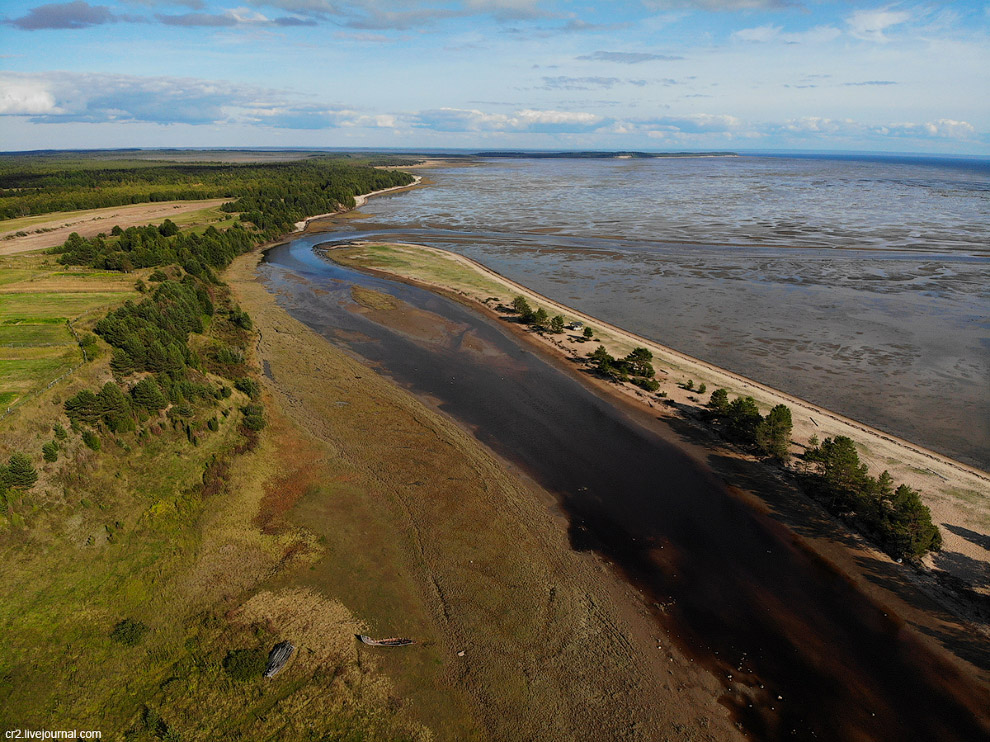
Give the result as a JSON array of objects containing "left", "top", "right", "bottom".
[
  {"left": 53, "top": 423, "right": 68, "bottom": 440},
  {"left": 234, "top": 377, "right": 260, "bottom": 400},
  {"left": 708, "top": 388, "right": 729, "bottom": 415},
  {"left": 222, "top": 648, "right": 268, "bottom": 681},
  {"left": 241, "top": 404, "right": 265, "bottom": 431},
  {"left": 213, "top": 345, "right": 245, "bottom": 366},
  {"left": 82, "top": 430, "right": 101, "bottom": 451},
  {"left": 632, "top": 377, "right": 660, "bottom": 392},
  {"left": 4, "top": 453, "right": 38, "bottom": 489},
  {"left": 42, "top": 441, "right": 59, "bottom": 463},
  {"left": 110, "top": 618, "right": 149, "bottom": 646}
]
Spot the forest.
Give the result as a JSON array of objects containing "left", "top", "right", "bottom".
[{"left": 0, "top": 156, "right": 414, "bottom": 221}]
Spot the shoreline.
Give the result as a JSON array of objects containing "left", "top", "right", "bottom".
[
  {"left": 247, "top": 184, "right": 990, "bottom": 733},
  {"left": 333, "top": 240, "right": 988, "bottom": 483},
  {"left": 291, "top": 175, "right": 424, "bottom": 232}
]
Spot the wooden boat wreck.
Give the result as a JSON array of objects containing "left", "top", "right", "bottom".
[
  {"left": 357, "top": 634, "right": 415, "bottom": 647},
  {"left": 264, "top": 640, "right": 295, "bottom": 678}
]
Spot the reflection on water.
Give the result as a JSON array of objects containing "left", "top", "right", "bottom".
[{"left": 334, "top": 155, "right": 990, "bottom": 468}]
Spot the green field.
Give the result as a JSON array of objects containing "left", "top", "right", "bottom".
[
  {"left": 0, "top": 258, "right": 137, "bottom": 407},
  {"left": 0, "top": 291, "right": 133, "bottom": 322}
]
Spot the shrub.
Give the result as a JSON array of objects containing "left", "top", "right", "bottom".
[
  {"left": 213, "top": 345, "right": 245, "bottom": 366},
  {"left": 241, "top": 404, "right": 265, "bottom": 431},
  {"left": 110, "top": 618, "right": 149, "bottom": 646},
  {"left": 222, "top": 648, "right": 268, "bottom": 681},
  {"left": 53, "top": 423, "right": 68, "bottom": 440},
  {"left": 234, "top": 377, "right": 260, "bottom": 400},
  {"left": 82, "top": 430, "right": 101, "bottom": 451},
  {"left": 42, "top": 442, "right": 59, "bottom": 463},
  {"left": 632, "top": 377, "right": 660, "bottom": 392},
  {"left": 4, "top": 453, "right": 38, "bottom": 489}
]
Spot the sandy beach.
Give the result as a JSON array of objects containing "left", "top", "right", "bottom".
[{"left": 291, "top": 176, "right": 424, "bottom": 232}]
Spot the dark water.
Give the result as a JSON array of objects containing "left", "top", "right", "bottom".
[
  {"left": 341, "top": 156, "right": 990, "bottom": 468},
  {"left": 261, "top": 235, "right": 990, "bottom": 742}
]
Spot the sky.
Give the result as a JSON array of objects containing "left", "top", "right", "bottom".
[{"left": 1, "top": 0, "right": 988, "bottom": 154}]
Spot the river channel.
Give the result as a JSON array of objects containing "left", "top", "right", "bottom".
[{"left": 260, "top": 232, "right": 988, "bottom": 742}]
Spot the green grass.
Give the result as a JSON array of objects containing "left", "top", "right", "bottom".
[
  {"left": 0, "top": 269, "right": 40, "bottom": 287},
  {"left": 0, "top": 258, "right": 137, "bottom": 407},
  {"left": 345, "top": 243, "right": 506, "bottom": 297},
  {"left": 0, "top": 324, "right": 73, "bottom": 346},
  {"left": 0, "top": 292, "right": 133, "bottom": 321},
  {"left": 0, "top": 351, "right": 81, "bottom": 390}
]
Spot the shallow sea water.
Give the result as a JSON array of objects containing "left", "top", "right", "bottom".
[{"left": 333, "top": 155, "right": 990, "bottom": 468}]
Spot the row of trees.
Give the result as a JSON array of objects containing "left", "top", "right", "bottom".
[
  {"left": 805, "top": 436, "right": 942, "bottom": 559},
  {"left": 587, "top": 345, "right": 660, "bottom": 391},
  {"left": 704, "top": 387, "right": 940, "bottom": 559},
  {"left": 707, "top": 389, "right": 794, "bottom": 461}
]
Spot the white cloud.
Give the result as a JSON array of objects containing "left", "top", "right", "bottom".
[
  {"left": 733, "top": 24, "right": 841, "bottom": 44},
  {"left": 0, "top": 79, "right": 59, "bottom": 115},
  {"left": 877, "top": 119, "right": 977, "bottom": 140},
  {"left": 411, "top": 107, "right": 603, "bottom": 132},
  {"left": 515, "top": 109, "right": 601, "bottom": 125},
  {"left": 846, "top": 7, "right": 912, "bottom": 42},
  {"left": 782, "top": 116, "right": 861, "bottom": 134}
]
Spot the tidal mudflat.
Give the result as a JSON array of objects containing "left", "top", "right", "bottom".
[{"left": 342, "top": 156, "right": 989, "bottom": 468}]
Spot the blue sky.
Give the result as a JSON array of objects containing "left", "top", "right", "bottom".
[{"left": 1, "top": 0, "right": 988, "bottom": 153}]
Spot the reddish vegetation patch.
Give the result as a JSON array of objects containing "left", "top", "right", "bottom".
[
  {"left": 201, "top": 456, "right": 231, "bottom": 499},
  {"left": 254, "top": 422, "right": 322, "bottom": 534}
]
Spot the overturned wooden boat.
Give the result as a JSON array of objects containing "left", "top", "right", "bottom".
[
  {"left": 264, "top": 640, "right": 295, "bottom": 678},
  {"left": 357, "top": 634, "right": 415, "bottom": 647}
]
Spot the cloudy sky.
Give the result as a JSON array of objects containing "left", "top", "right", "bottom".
[{"left": 1, "top": 0, "right": 988, "bottom": 153}]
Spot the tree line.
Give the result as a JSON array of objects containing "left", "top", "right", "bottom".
[
  {"left": 706, "top": 387, "right": 940, "bottom": 559},
  {"left": 0, "top": 159, "right": 414, "bottom": 222}
]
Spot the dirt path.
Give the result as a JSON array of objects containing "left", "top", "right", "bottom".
[
  {"left": 0, "top": 199, "right": 229, "bottom": 255},
  {"left": 227, "top": 249, "right": 748, "bottom": 742}
]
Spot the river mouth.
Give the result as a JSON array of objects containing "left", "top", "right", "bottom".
[{"left": 260, "top": 233, "right": 989, "bottom": 742}]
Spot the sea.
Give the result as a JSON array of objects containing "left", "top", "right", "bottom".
[{"left": 332, "top": 153, "right": 990, "bottom": 469}]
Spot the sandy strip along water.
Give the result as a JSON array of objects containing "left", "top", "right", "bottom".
[{"left": 259, "top": 233, "right": 989, "bottom": 742}]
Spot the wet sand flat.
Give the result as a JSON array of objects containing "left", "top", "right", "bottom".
[{"left": 341, "top": 157, "right": 990, "bottom": 469}]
